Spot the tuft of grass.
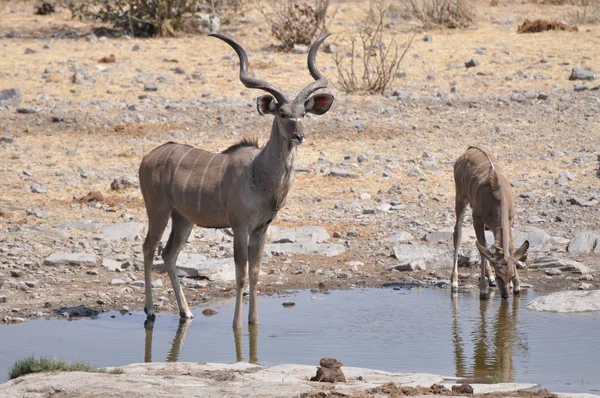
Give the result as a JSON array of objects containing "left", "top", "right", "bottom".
[
  {"left": 489, "top": 374, "right": 503, "bottom": 384},
  {"left": 8, "top": 356, "right": 123, "bottom": 380}
]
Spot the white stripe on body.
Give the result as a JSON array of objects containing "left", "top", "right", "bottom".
[
  {"left": 217, "top": 156, "right": 227, "bottom": 209},
  {"left": 181, "top": 150, "right": 202, "bottom": 207},
  {"left": 148, "top": 144, "right": 174, "bottom": 197},
  {"left": 197, "top": 153, "right": 218, "bottom": 216},
  {"left": 171, "top": 147, "right": 195, "bottom": 207},
  {"left": 160, "top": 145, "right": 179, "bottom": 197}
]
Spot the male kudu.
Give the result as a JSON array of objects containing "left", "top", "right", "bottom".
[
  {"left": 451, "top": 146, "right": 529, "bottom": 299},
  {"left": 139, "top": 34, "right": 334, "bottom": 328}
]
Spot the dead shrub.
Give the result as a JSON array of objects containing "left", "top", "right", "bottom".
[
  {"left": 67, "top": 0, "right": 245, "bottom": 38},
  {"left": 257, "top": 0, "right": 335, "bottom": 51},
  {"left": 334, "top": 0, "right": 415, "bottom": 95},
  {"left": 405, "top": 0, "right": 476, "bottom": 28},
  {"left": 517, "top": 19, "right": 579, "bottom": 32}
]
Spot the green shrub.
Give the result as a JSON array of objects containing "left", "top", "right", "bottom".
[{"left": 8, "top": 356, "right": 122, "bottom": 379}]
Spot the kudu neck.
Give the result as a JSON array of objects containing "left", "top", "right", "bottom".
[{"left": 252, "top": 117, "right": 297, "bottom": 193}]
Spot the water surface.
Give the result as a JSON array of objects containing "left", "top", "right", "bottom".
[{"left": 0, "top": 288, "right": 598, "bottom": 394}]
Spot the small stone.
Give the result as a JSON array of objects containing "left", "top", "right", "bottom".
[
  {"left": 144, "top": 82, "right": 158, "bottom": 92},
  {"left": 577, "top": 282, "right": 593, "bottom": 290},
  {"left": 202, "top": 308, "right": 218, "bottom": 316},
  {"left": 569, "top": 67, "right": 594, "bottom": 81},
  {"left": 282, "top": 301, "right": 295, "bottom": 307},
  {"left": 452, "top": 384, "right": 474, "bottom": 394},
  {"left": 423, "top": 34, "right": 432, "bottom": 42},
  {"left": 24, "top": 48, "right": 37, "bottom": 55},
  {"left": 324, "top": 43, "right": 337, "bottom": 54},
  {"left": 291, "top": 44, "right": 309, "bottom": 54},
  {"left": 31, "top": 183, "right": 47, "bottom": 194},
  {"left": 0, "top": 296, "right": 7, "bottom": 304},
  {"left": 132, "top": 44, "right": 140, "bottom": 51},
  {"left": 151, "top": 279, "right": 163, "bottom": 288},
  {"left": 465, "top": 58, "right": 479, "bottom": 68},
  {"left": 17, "top": 107, "right": 41, "bottom": 114},
  {"left": 10, "top": 270, "right": 23, "bottom": 278},
  {"left": 0, "top": 88, "right": 22, "bottom": 107},
  {"left": 545, "top": 268, "right": 562, "bottom": 276},
  {"left": 538, "top": 91, "right": 549, "bottom": 100},
  {"left": 109, "top": 278, "right": 126, "bottom": 286}
]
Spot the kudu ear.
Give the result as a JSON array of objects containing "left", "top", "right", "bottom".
[
  {"left": 257, "top": 94, "right": 278, "bottom": 116},
  {"left": 476, "top": 241, "right": 497, "bottom": 264},
  {"left": 305, "top": 93, "right": 334, "bottom": 115},
  {"left": 513, "top": 240, "right": 529, "bottom": 262}
]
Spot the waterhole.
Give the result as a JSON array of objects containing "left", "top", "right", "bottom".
[{"left": 1, "top": 288, "right": 598, "bottom": 394}]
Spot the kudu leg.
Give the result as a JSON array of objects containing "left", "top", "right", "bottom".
[
  {"left": 232, "top": 228, "right": 249, "bottom": 329},
  {"left": 451, "top": 198, "right": 467, "bottom": 293},
  {"left": 162, "top": 211, "right": 194, "bottom": 319},
  {"left": 474, "top": 217, "right": 490, "bottom": 300},
  {"left": 512, "top": 267, "right": 521, "bottom": 295},
  {"left": 248, "top": 226, "right": 268, "bottom": 325},
  {"left": 142, "top": 208, "right": 171, "bottom": 320}
]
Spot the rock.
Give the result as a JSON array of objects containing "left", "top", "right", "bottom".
[
  {"left": 527, "top": 290, "right": 600, "bottom": 312},
  {"left": 30, "top": 183, "right": 47, "bottom": 193},
  {"left": 10, "top": 270, "right": 23, "bottom": 278},
  {"left": 266, "top": 243, "right": 345, "bottom": 257},
  {"left": 452, "top": 384, "right": 474, "bottom": 394},
  {"left": 567, "top": 230, "right": 600, "bottom": 253},
  {"left": 44, "top": 252, "right": 98, "bottom": 266},
  {"left": 295, "top": 226, "right": 330, "bottom": 243},
  {"left": 392, "top": 259, "right": 426, "bottom": 272},
  {"left": 324, "top": 43, "right": 337, "bottom": 54},
  {"left": 202, "top": 308, "right": 217, "bottom": 316},
  {"left": 578, "top": 282, "right": 593, "bottom": 290},
  {"left": 382, "top": 231, "right": 414, "bottom": 243},
  {"left": 291, "top": 44, "right": 309, "bottom": 54},
  {"left": 162, "top": 254, "right": 234, "bottom": 283},
  {"left": 310, "top": 358, "right": 346, "bottom": 383},
  {"left": 538, "top": 91, "right": 549, "bottom": 100},
  {"left": 0, "top": 273, "right": 3, "bottom": 288},
  {"left": 569, "top": 67, "right": 595, "bottom": 81},
  {"left": 268, "top": 227, "right": 296, "bottom": 243},
  {"left": 465, "top": 58, "right": 479, "bottom": 68},
  {"left": 3, "top": 316, "right": 25, "bottom": 324},
  {"left": 171, "top": 67, "right": 186, "bottom": 75},
  {"left": 99, "top": 222, "right": 145, "bottom": 241},
  {"left": 328, "top": 168, "right": 357, "bottom": 178},
  {"left": 282, "top": 301, "right": 295, "bottom": 308},
  {"left": 110, "top": 176, "right": 138, "bottom": 191},
  {"left": 110, "top": 278, "right": 127, "bottom": 286},
  {"left": 132, "top": 44, "right": 141, "bottom": 51},
  {"left": 530, "top": 254, "right": 590, "bottom": 274},
  {"left": 513, "top": 226, "right": 550, "bottom": 252},
  {"left": 424, "top": 228, "right": 454, "bottom": 244},
  {"left": 0, "top": 295, "right": 7, "bottom": 304},
  {"left": 144, "top": 82, "right": 158, "bottom": 91},
  {"left": 24, "top": 48, "right": 37, "bottom": 55},
  {"left": 544, "top": 268, "right": 562, "bottom": 276},
  {"left": 0, "top": 88, "right": 22, "bottom": 107},
  {"left": 151, "top": 279, "right": 163, "bottom": 288},
  {"left": 191, "top": 13, "right": 221, "bottom": 34},
  {"left": 17, "top": 107, "right": 41, "bottom": 114},
  {"left": 102, "top": 258, "right": 122, "bottom": 272},
  {"left": 392, "top": 90, "right": 412, "bottom": 100},
  {"left": 393, "top": 243, "right": 449, "bottom": 269},
  {"left": 423, "top": 34, "right": 432, "bottom": 42}
]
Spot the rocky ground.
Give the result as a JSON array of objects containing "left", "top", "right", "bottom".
[{"left": 0, "top": 1, "right": 599, "bottom": 324}]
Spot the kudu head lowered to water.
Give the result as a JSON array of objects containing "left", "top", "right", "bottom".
[{"left": 139, "top": 33, "right": 334, "bottom": 330}]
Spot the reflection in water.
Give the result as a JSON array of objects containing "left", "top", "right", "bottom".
[
  {"left": 234, "top": 324, "right": 259, "bottom": 364},
  {"left": 452, "top": 294, "right": 526, "bottom": 383},
  {"left": 144, "top": 319, "right": 192, "bottom": 363},
  {"left": 144, "top": 320, "right": 259, "bottom": 364}
]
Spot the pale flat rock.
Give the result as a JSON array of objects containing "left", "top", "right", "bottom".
[
  {"left": 268, "top": 226, "right": 296, "bottom": 243},
  {"left": 514, "top": 226, "right": 550, "bottom": 251},
  {"left": 0, "top": 362, "right": 541, "bottom": 398},
  {"left": 99, "top": 222, "right": 145, "bottom": 241},
  {"left": 295, "top": 226, "right": 330, "bottom": 243},
  {"left": 393, "top": 243, "right": 450, "bottom": 269},
  {"left": 44, "top": 252, "right": 98, "bottom": 266},
  {"left": 266, "top": 242, "right": 345, "bottom": 257},
  {"left": 53, "top": 220, "right": 104, "bottom": 232},
  {"left": 382, "top": 231, "right": 415, "bottom": 243},
  {"left": 568, "top": 230, "right": 600, "bottom": 253},
  {"left": 527, "top": 290, "right": 600, "bottom": 313},
  {"left": 530, "top": 254, "right": 591, "bottom": 273},
  {"left": 102, "top": 258, "right": 122, "bottom": 272},
  {"left": 155, "top": 253, "right": 235, "bottom": 284}
]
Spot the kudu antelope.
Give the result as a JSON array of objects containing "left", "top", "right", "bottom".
[
  {"left": 139, "top": 33, "right": 334, "bottom": 328},
  {"left": 450, "top": 146, "right": 529, "bottom": 299}
]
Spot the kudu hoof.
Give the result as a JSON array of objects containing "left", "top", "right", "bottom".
[
  {"left": 179, "top": 311, "right": 194, "bottom": 319},
  {"left": 143, "top": 318, "right": 155, "bottom": 330},
  {"left": 479, "top": 292, "right": 490, "bottom": 300}
]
